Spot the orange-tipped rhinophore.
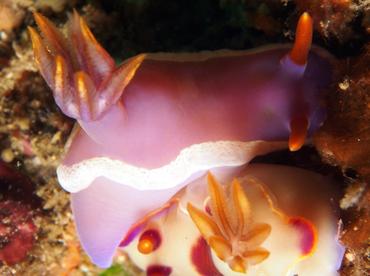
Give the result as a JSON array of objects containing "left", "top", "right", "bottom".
[
  {"left": 289, "top": 12, "right": 313, "bottom": 66},
  {"left": 289, "top": 115, "right": 309, "bottom": 151}
]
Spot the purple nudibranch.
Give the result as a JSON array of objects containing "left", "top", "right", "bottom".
[{"left": 29, "top": 11, "right": 344, "bottom": 275}]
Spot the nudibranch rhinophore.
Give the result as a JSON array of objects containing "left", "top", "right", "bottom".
[{"left": 29, "top": 10, "right": 344, "bottom": 273}]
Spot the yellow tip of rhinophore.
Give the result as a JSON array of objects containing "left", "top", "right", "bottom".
[
  {"left": 288, "top": 115, "right": 309, "bottom": 151},
  {"left": 289, "top": 12, "right": 313, "bottom": 66}
]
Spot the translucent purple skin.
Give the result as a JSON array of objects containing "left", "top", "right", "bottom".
[
  {"left": 30, "top": 12, "right": 337, "bottom": 268},
  {"left": 70, "top": 177, "right": 181, "bottom": 267},
  {"left": 58, "top": 46, "right": 334, "bottom": 268},
  {"left": 76, "top": 47, "right": 333, "bottom": 169}
]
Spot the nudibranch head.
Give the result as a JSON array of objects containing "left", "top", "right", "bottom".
[{"left": 29, "top": 11, "right": 338, "bottom": 269}]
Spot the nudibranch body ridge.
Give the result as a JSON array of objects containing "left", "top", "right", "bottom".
[{"left": 29, "top": 11, "right": 340, "bottom": 269}]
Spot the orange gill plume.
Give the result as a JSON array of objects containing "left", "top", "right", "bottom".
[
  {"left": 28, "top": 11, "right": 145, "bottom": 121},
  {"left": 187, "top": 173, "right": 271, "bottom": 273}
]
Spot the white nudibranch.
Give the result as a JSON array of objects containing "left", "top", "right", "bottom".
[{"left": 123, "top": 165, "right": 344, "bottom": 276}]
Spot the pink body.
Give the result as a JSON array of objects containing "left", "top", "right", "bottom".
[
  {"left": 77, "top": 47, "right": 331, "bottom": 168},
  {"left": 29, "top": 12, "right": 343, "bottom": 272}
]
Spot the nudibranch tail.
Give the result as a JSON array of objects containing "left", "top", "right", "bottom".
[{"left": 29, "top": 11, "right": 145, "bottom": 121}]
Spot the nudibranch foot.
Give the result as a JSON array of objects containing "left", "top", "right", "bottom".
[{"left": 29, "top": 11, "right": 145, "bottom": 121}]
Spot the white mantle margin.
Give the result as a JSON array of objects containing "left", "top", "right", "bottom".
[{"left": 57, "top": 140, "right": 286, "bottom": 193}]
